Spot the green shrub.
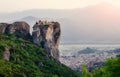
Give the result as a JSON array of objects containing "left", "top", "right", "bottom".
[
  {"left": 82, "top": 57, "right": 120, "bottom": 77},
  {"left": 0, "top": 34, "right": 81, "bottom": 77}
]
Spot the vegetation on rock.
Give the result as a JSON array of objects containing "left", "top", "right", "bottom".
[{"left": 0, "top": 34, "right": 80, "bottom": 77}]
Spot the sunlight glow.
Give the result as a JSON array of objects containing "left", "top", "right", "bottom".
[{"left": 0, "top": 0, "right": 120, "bottom": 12}]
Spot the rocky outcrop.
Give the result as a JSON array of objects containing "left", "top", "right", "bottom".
[
  {"left": 0, "top": 20, "right": 61, "bottom": 61},
  {"left": 0, "top": 21, "right": 31, "bottom": 39},
  {"left": 0, "top": 23, "right": 8, "bottom": 33},
  {"left": 32, "top": 20, "right": 61, "bottom": 60},
  {"left": 3, "top": 47, "right": 10, "bottom": 61}
]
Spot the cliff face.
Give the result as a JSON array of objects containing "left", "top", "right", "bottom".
[
  {"left": 0, "top": 23, "right": 9, "bottom": 33},
  {"left": 0, "top": 22, "right": 31, "bottom": 39},
  {"left": 0, "top": 20, "right": 61, "bottom": 60},
  {"left": 32, "top": 20, "right": 61, "bottom": 60}
]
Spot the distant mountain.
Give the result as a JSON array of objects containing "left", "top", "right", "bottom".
[
  {"left": 1, "top": 3, "right": 120, "bottom": 43},
  {"left": 78, "top": 47, "right": 99, "bottom": 54},
  {"left": 20, "top": 16, "right": 39, "bottom": 21}
]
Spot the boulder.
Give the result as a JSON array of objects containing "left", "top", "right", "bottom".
[{"left": 3, "top": 47, "right": 10, "bottom": 61}]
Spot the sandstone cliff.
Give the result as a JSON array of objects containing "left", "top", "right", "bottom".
[
  {"left": 0, "top": 23, "right": 8, "bottom": 33},
  {"left": 32, "top": 20, "right": 61, "bottom": 60},
  {"left": 0, "top": 21, "right": 31, "bottom": 39}
]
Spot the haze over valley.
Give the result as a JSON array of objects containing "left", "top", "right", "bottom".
[{"left": 1, "top": 3, "right": 120, "bottom": 43}]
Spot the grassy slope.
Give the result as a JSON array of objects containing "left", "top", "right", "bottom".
[{"left": 0, "top": 34, "right": 81, "bottom": 77}]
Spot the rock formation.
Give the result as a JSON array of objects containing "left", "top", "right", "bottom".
[
  {"left": 3, "top": 47, "right": 10, "bottom": 61},
  {"left": 0, "top": 20, "right": 61, "bottom": 60},
  {"left": 0, "top": 23, "right": 8, "bottom": 33},
  {"left": 32, "top": 20, "right": 61, "bottom": 60},
  {"left": 0, "top": 21, "right": 31, "bottom": 39}
]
